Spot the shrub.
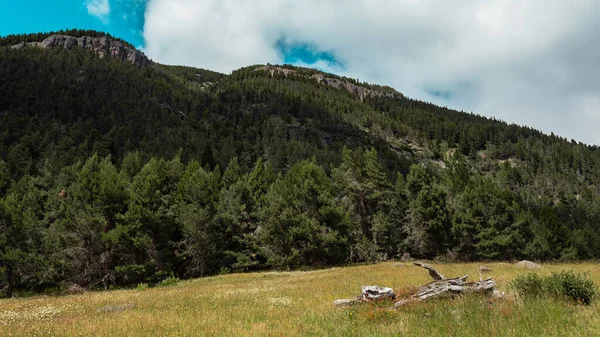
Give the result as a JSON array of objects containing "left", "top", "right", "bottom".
[
  {"left": 548, "top": 271, "right": 597, "bottom": 305},
  {"left": 156, "top": 277, "right": 180, "bottom": 288},
  {"left": 510, "top": 273, "right": 545, "bottom": 298},
  {"left": 136, "top": 283, "right": 149, "bottom": 291},
  {"left": 511, "top": 271, "right": 598, "bottom": 305}
]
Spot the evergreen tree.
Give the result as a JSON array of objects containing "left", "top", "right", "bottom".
[
  {"left": 175, "top": 160, "right": 221, "bottom": 277},
  {"left": 333, "top": 147, "right": 393, "bottom": 260},
  {"left": 403, "top": 165, "right": 451, "bottom": 258},
  {"left": 0, "top": 176, "right": 46, "bottom": 297},
  {"left": 260, "top": 159, "right": 347, "bottom": 268}
]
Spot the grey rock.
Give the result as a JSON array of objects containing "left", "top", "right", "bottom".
[
  {"left": 257, "top": 65, "right": 399, "bottom": 101},
  {"left": 10, "top": 42, "right": 26, "bottom": 49},
  {"left": 514, "top": 260, "right": 542, "bottom": 269},
  {"left": 11, "top": 34, "right": 151, "bottom": 68}
]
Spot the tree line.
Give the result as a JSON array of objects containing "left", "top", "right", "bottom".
[{"left": 2, "top": 147, "right": 599, "bottom": 298}]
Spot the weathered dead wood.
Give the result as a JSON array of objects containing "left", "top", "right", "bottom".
[
  {"left": 412, "top": 262, "right": 444, "bottom": 280},
  {"left": 333, "top": 286, "right": 396, "bottom": 307},
  {"left": 479, "top": 265, "right": 492, "bottom": 281},
  {"left": 410, "top": 277, "right": 495, "bottom": 301},
  {"left": 334, "top": 262, "right": 498, "bottom": 308},
  {"left": 362, "top": 286, "right": 396, "bottom": 301},
  {"left": 394, "top": 263, "right": 496, "bottom": 307}
]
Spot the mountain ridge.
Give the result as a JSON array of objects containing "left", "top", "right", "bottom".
[
  {"left": 1, "top": 31, "right": 595, "bottom": 147},
  {"left": 10, "top": 34, "right": 151, "bottom": 68}
]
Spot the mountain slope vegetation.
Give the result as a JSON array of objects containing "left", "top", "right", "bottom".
[{"left": 0, "top": 32, "right": 599, "bottom": 297}]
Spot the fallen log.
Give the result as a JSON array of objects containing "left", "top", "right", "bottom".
[
  {"left": 395, "top": 263, "right": 497, "bottom": 307},
  {"left": 334, "top": 262, "right": 498, "bottom": 308}
]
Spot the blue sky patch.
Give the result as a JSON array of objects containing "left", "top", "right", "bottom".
[
  {"left": 424, "top": 87, "right": 453, "bottom": 100},
  {"left": 275, "top": 38, "right": 344, "bottom": 70},
  {"left": 0, "top": 0, "right": 147, "bottom": 47}
]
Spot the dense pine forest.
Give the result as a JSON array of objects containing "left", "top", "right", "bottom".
[{"left": 1, "top": 31, "right": 600, "bottom": 297}]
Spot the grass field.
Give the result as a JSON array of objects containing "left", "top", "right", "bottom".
[{"left": 1, "top": 262, "right": 599, "bottom": 336}]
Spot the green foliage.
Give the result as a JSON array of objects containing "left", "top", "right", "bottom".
[
  {"left": 0, "top": 160, "right": 9, "bottom": 196},
  {"left": 2, "top": 30, "right": 600, "bottom": 296},
  {"left": 157, "top": 277, "right": 181, "bottom": 288},
  {"left": 404, "top": 184, "right": 452, "bottom": 258},
  {"left": 115, "top": 265, "right": 147, "bottom": 286},
  {"left": 260, "top": 159, "right": 347, "bottom": 268},
  {"left": 333, "top": 147, "right": 394, "bottom": 260},
  {"left": 511, "top": 271, "right": 598, "bottom": 305}
]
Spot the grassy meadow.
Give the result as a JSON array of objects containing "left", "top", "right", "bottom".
[{"left": 1, "top": 262, "right": 599, "bottom": 336}]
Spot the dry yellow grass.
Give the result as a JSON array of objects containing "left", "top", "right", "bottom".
[{"left": 1, "top": 262, "right": 599, "bottom": 336}]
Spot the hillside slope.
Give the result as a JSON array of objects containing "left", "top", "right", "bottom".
[{"left": 0, "top": 31, "right": 599, "bottom": 296}]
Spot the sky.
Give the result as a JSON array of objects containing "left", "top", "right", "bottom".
[{"left": 1, "top": 1, "right": 599, "bottom": 145}]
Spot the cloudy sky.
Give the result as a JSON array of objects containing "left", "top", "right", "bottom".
[{"left": 1, "top": 1, "right": 599, "bottom": 145}]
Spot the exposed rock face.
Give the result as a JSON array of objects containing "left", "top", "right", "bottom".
[
  {"left": 258, "top": 65, "right": 399, "bottom": 101},
  {"left": 11, "top": 35, "right": 151, "bottom": 68},
  {"left": 261, "top": 65, "right": 296, "bottom": 77},
  {"left": 311, "top": 73, "right": 396, "bottom": 101}
]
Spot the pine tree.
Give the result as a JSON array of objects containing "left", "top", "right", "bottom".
[
  {"left": 403, "top": 164, "right": 452, "bottom": 258},
  {"left": 0, "top": 176, "right": 46, "bottom": 297},
  {"left": 260, "top": 159, "right": 347, "bottom": 268},
  {"left": 332, "top": 147, "right": 393, "bottom": 260}
]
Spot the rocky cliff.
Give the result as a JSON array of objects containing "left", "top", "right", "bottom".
[
  {"left": 11, "top": 34, "right": 151, "bottom": 68},
  {"left": 258, "top": 64, "right": 399, "bottom": 101}
]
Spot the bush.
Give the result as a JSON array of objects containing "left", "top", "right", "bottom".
[
  {"left": 511, "top": 271, "right": 598, "bottom": 305},
  {"left": 156, "top": 277, "right": 180, "bottom": 288},
  {"left": 549, "top": 271, "right": 598, "bottom": 305}
]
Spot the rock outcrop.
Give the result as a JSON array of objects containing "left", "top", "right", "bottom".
[
  {"left": 310, "top": 73, "right": 396, "bottom": 101},
  {"left": 257, "top": 65, "right": 399, "bottom": 101},
  {"left": 11, "top": 35, "right": 151, "bottom": 68},
  {"left": 514, "top": 260, "right": 542, "bottom": 269}
]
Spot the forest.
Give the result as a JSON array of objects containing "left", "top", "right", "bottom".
[{"left": 1, "top": 31, "right": 600, "bottom": 297}]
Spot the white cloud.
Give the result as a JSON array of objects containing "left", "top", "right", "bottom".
[
  {"left": 143, "top": 0, "right": 600, "bottom": 145},
  {"left": 86, "top": 0, "right": 111, "bottom": 23}
]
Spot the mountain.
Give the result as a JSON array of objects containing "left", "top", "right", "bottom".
[{"left": 0, "top": 31, "right": 599, "bottom": 296}]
